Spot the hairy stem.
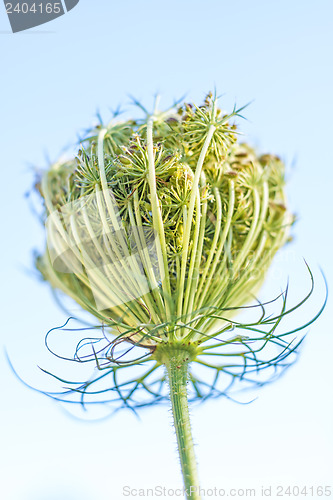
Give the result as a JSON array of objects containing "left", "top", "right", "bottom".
[{"left": 161, "top": 347, "right": 201, "bottom": 500}]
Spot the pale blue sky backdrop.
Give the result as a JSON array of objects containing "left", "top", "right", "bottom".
[{"left": 1, "top": 1, "right": 332, "bottom": 499}]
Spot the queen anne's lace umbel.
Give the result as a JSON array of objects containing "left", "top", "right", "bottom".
[{"left": 35, "top": 93, "right": 319, "bottom": 412}]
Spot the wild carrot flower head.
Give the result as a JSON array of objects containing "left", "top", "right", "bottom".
[{"left": 34, "top": 93, "right": 320, "bottom": 411}]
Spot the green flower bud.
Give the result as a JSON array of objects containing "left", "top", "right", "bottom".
[{"left": 36, "top": 93, "right": 292, "bottom": 349}]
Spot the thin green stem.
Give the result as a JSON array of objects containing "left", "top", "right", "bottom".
[
  {"left": 177, "top": 125, "right": 216, "bottom": 319},
  {"left": 159, "top": 347, "right": 201, "bottom": 500},
  {"left": 146, "top": 115, "right": 172, "bottom": 320},
  {"left": 183, "top": 186, "right": 201, "bottom": 320},
  {"left": 194, "top": 180, "right": 235, "bottom": 312},
  {"left": 184, "top": 177, "right": 208, "bottom": 321},
  {"left": 132, "top": 189, "right": 166, "bottom": 316}
]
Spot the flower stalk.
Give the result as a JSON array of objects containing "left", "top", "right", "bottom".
[{"left": 155, "top": 344, "right": 201, "bottom": 499}]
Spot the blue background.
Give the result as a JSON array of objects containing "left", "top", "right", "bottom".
[{"left": 1, "top": 1, "right": 332, "bottom": 498}]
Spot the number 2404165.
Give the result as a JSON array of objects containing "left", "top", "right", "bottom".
[{"left": 6, "top": 3, "right": 62, "bottom": 14}]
